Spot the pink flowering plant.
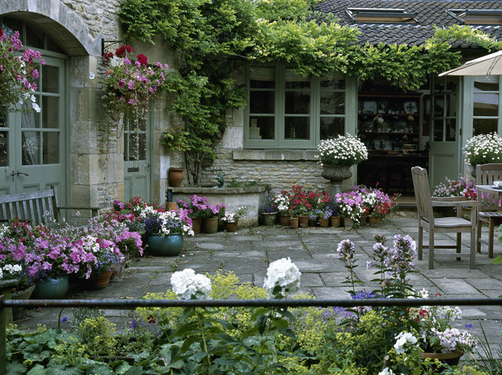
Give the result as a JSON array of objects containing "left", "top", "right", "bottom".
[
  {"left": 177, "top": 195, "right": 225, "bottom": 219},
  {"left": 335, "top": 190, "right": 365, "bottom": 222},
  {"left": 0, "top": 28, "right": 44, "bottom": 113},
  {"left": 100, "top": 45, "right": 169, "bottom": 158},
  {"left": 354, "top": 185, "right": 400, "bottom": 218},
  {"left": 108, "top": 196, "right": 165, "bottom": 233},
  {"left": 0, "top": 214, "right": 142, "bottom": 283},
  {"left": 433, "top": 176, "right": 477, "bottom": 200}
]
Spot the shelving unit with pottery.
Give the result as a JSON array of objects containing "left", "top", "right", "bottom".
[
  {"left": 357, "top": 93, "right": 428, "bottom": 194},
  {"left": 357, "top": 93, "right": 420, "bottom": 154}
]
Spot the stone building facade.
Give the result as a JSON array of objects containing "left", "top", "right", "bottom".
[
  {"left": 0, "top": 0, "right": 179, "bottom": 212},
  {"left": 3, "top": 0, "right": 502, "bottom": 211}
]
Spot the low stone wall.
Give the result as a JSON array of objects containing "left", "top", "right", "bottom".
[{"left": 168, "top": 185, "right": 271, "bottom": 227}]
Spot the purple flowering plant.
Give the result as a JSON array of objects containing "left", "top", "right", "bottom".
[
  {"left": 332, "top": 234, "right": 477, "bottom": 364},
  {"left": 177, "top": 195, "right": 225, "bottom": 219},
  {"left": 143, "top": 209, "right": 194, "bottom": 236},
  {"left": 259, "top": 190, "right": 278, "bottom": 216}
]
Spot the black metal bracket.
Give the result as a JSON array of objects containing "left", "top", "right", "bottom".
[{"left": 101, "top": 38, "right": 126, "bottom": 57}]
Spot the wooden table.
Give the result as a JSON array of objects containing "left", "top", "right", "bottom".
[{"left": 476, "top": 184, "right": 502, "bottom": 197}]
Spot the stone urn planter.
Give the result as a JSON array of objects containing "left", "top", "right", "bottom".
[{"left": 321, "top": 164, "right": 353, "bottom": 196}]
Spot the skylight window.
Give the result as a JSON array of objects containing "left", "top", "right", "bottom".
[
  {"left": 346, "top": 8, "right": 417, "bottom": 24},
  {"left": 448, "top": 9, "right": 502, "bottom": 25}
]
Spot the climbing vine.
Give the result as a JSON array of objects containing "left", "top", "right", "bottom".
[{"left": 118, "top": 0, "right": 502, "bottom": 184}]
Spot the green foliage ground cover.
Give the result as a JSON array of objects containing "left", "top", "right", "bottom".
[{"left": 6, "top": 255, "right": 497, "bottom": 374}]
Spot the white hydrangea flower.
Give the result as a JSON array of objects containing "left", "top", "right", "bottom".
[
  {"left": 378, "top": 368, "right": 395, "bottom": 375},
  {"left": 263, "top": 257, "right": 301, "bottom": 298},
  {"left": 0, "top": 268, "right": 3, "bottom": 279},
  {"left": 171, "top": 268, "right": 212, "bottom": 300},
  {"left": 394, "top": 331, "right": 418, "bottom": 354}
]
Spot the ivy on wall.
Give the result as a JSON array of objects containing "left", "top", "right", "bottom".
[{"left": 118, "top": 0, "right": 502, "bottom": 184}]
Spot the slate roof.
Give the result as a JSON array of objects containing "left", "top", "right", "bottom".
[{"left": 315, "top": 0, "right": 502, "bottom": 48}]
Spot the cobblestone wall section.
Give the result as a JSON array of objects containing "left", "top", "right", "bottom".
[
  {"left": 201, "top": 150, "right": 334, "bottom": 193},
  {"left": 61, "top": 0, "right": 122, "bottom": 40}
]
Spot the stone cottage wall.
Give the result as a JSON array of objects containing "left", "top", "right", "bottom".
[
  {"left": 2, "top": 0, "right": 178, "bottom": 210},
  {"left": 198, "top": 108, "right": 355, "bottom": 194}
]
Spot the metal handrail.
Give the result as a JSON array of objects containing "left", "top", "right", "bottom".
[
  {"left": 1, "top": 297, "right": 502, "bottom": 375},
  {"left": 3, "top": 297, "right": 502, "bottom": 309}
]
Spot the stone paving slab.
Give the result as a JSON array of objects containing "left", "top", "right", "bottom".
[{"left": 12, "top": 213, "right": 502, "bottom": 355}]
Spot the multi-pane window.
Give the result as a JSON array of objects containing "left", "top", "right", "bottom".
[
  {"left": 246, "top": 65, "right": 346, "bottom": 148},
  {"left": 432, "top": 77, "right": 458, "bottom": 142},
  {"left": 472, "top": 76, "right": 500, "bottom": 135}
]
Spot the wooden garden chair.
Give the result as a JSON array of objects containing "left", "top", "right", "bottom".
[
  {"left": 411, "top": 166, "right": 478, "bottom": 269},
  {"left": 475, "top": 163, "right": 502, "bottom": 258}
]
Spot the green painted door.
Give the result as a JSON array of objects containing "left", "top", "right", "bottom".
[
  {"left": 0, "top": 56, "right": 66, "bottom": 198},
  {"left": 123, "top": 114, "right": 152, "bottom": 201},
  {"left": 429, "top": 77, "right": 460, "bottom": 189}
]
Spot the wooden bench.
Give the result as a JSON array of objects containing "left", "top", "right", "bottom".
[{"left": 0, "top": 186, "right": 99, "bottom": 224}]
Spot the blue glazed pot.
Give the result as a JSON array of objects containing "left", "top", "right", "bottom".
[
  {"left": 147, "top": 234, "right": 184, "bottom": 256},
  {"left": 32, "top": 276, "right": 69, "bottom": 299}
]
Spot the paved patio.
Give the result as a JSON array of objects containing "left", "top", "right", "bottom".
[{"left": 13, "top": 211, "right": 502, "bottom": 358}]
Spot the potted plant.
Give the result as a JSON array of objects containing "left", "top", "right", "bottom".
[
  {"left": 355, "top": 185, "right": 400, "bottom": 225},
  {"left": 221, "top": 206, "right": 248, "bottom": 232},
  {"left": 0, "top": 28, "right": 44, "bottom": 113},
  {"left": 289, "top": 185, "right": 313, "bottom": 227},
  {"left": 433, "top": 176, "right": 477, "bottom": 200},
  {"left": 79, "top": 235, "right": 121, "bottom": 289},
  {"left": 259, "top": 190, "right": 278, "bottom": 226},
  {"left": 143, "top": 208, "right": 194, "bottom": 255},
  {"left": 406, "top": 292, "right": 478, "bottom": 369},
  {"left": 316, "top": 134, "right": 368, "bottom": 190},
  {"left": 463, "top": 132, "right": 502, "bottom": 177},
  {"left": 274, "top": 191, "right": 291, "bottom": 226},
  {"left": 335, "top": 190, "right": 365, "bottom": 228}
]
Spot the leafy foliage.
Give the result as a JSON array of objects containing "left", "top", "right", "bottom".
[{"left": 117, "top": 1, "right": 502, "bottom": 184}]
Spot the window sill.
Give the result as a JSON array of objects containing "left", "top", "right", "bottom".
[{"left": 233, "top": 149, "right": 318, "bottom": 161}]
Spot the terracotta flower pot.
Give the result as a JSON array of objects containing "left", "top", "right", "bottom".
[
  {"left": 262, "top": 212, "right": 278, "bottom": 226},
  {"left": 344, "top": 217, "right": 354, "bottom": 229},
  {"left": 279, "top": 214, "right": 290, "bottom": 226},
  {"left": 299, "top": 215, "right": 309, "bottom": 228},
  {"left": 319, "top": 217, "right": 329, "bottom": 227},
  {"left": 192, "top": 217, "right": 202, "bottom": 234},
  {"left": 204, "top": 217, "right": 219, "bottom": 233},
  {"left": 330, "top": 216, "right": 341, "bottom": 228},
  {"left": 226, "top": 221, "right": 238, "bottom": 232},
  {"left": 420, "top": 349, "right": 463, "bottom": 371},
  {"left": 86, "top": 270, "right": 113, "bottom": 290},
  {"left": 289, "top": 217, "right": 299, "bottom": 229},
  {"left": 168, "top": 167, "right": 184, "bottom": 187},
  {"left": 369, "top": 216, "right": 381, "bottom": 226}
]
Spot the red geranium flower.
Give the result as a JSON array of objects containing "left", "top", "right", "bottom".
[{"left": 137, "top": 53, "right": 148, "bottom": 66}]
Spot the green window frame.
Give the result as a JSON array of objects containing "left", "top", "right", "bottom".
[
  {"left": 245, "top": 65, "right": 351, "bottom": 149},
  {"left": 472, "top": 75, "right": 501, "bottom": 135}
]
